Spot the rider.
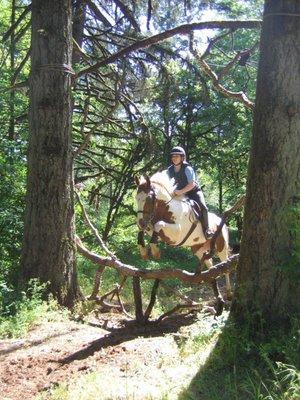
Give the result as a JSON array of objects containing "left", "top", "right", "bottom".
[{"left": 167, "top": 146, "right": 213, "bottom": 239}]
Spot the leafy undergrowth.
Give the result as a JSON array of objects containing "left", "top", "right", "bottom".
[
  {"left": 0, "top": 279, "right": 68, "bottom": 339},
  {"left": 179, "top": 317, "right": 300, "bottom": 400}
]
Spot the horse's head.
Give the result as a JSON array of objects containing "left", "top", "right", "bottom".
[{"left": 135, "top": 175, "right": 156, "bottom": 231}]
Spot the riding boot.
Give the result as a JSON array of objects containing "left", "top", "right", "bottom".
[
  {"left": 188, "top": 190, "right": 213, "bottom": 239},
  {"left": 200, "top": 206, "right": 213, "bottom": 239}
]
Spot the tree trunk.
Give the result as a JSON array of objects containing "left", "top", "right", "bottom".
[
  {"left": 8, "top": 0, "right": 16, "bottom": 140},
  {"left": 72, "top": 0, "right": 86, "bottom": 64},
  {"left": 21, "top": 0, "right": 81, "bottom": 307},
  {"left": 231, "top": 0, "right": 300, "bottom": 327}
]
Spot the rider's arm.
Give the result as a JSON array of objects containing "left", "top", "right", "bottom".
[
  {"left": 174, "top": 181, "right": 195, "bottom": 195},
  {"left": 174, "top": 166, "right": 196, "bottom": 196}
]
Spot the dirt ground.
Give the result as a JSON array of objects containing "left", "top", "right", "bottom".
[
  {"left": 0, "top": 308, "right": 207, "bottom": 400},
  {"left": 0, "top": 276, "right": 231, "bottom": 400}
]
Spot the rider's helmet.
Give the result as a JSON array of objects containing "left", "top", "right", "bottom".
[{"left": 170, "top": 146, "right": 186, "bottom": 158}]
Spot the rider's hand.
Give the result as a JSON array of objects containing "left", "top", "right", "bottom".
[{"left": 173, "top": 190, "right": 181, "bottom": 196}]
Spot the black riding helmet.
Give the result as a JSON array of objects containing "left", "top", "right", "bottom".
[{"left": 170, "top": 146, "right": 186, "bottom": 158}]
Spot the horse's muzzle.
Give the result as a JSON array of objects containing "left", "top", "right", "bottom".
[{"left": 138, "top": 218, "right": 148, "bottom": 230}]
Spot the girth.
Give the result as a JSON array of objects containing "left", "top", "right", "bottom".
[{"left": 172, "top": 220, "right": 198, "bottom": 247}]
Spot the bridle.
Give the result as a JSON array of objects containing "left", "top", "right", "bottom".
[{"left": 137, "top": 188, "right": 157, "bottom": 228}]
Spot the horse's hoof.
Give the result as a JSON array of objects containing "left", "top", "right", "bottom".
[
  {"left": 153, "top": 252, "right": 161, "bottom": 260},
  {"left": 150, "top": 244, "right": 160, "bottom": 259},
  {"left": 215, "top": 298, "right": 225, "bottom": 316},
  {"left": 226, "top": 292, "right": 233, "bottom": 301}
]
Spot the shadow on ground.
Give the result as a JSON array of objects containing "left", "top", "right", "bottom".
[{"left": 59, "top": 312, "right": 198, "bottom": 364}]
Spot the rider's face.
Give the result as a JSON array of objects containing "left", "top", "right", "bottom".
[{"left": 171, "top": 154, "right": 183, "bottom": 165}]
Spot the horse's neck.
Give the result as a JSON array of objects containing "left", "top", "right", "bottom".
[
  {"left": 152, "top": 182, "right": 172, "bottom": 202},
  {"left": 168, "top": 196, "right": 191, "bottom": 221},
  {"left": 155, "top": 191, "right": 171, "bottom": 202}
]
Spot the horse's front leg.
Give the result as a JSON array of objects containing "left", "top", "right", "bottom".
[
  {"left": 138, "top": 230, "right": 148, "bottom": 260},
  {"left": 149, "top": 231, "right": 160, "bottom": 259},
  {"left": 149, "top": 221, "right": 181, "bottom": 259}
]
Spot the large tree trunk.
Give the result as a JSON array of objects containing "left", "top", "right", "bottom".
[
  {"left": 21, "top": 0, "right": 81, "bottom": 307},
  {"left": 231, "top": 0, "right": 300, "bottom": 327}
]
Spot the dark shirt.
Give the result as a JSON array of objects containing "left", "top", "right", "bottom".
[{"left": 167, "top": 162, "right": 200, "bottom": 193}]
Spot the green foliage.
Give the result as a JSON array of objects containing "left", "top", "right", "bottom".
[
  {"left": 0, "top": 140, "right": 26, "bottom": 283},
  {"left": 0, "top": 279, "right": 64, "bottom": 338},
  {"left": 281, "top": 199, "right": 300, "bottom": 282},
  {"left": 0, "top": 0, "right": 29, "bottom": 285},
  {"left": 179, "top": 317, "right": 300, "bottom": 400}
]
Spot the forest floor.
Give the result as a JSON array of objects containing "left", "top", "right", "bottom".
[{"left": 0, "top": 285, "right": 228, "bottom": 400}]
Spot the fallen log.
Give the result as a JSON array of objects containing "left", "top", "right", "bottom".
[{"left": 76, "top": 236, "right": 238, "bottom": 284}]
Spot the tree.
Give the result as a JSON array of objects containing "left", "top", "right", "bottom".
[
  {"left": 231, "top": 0, "right": 300, "bottom": 328},
  {"left": 21, "top": 0, "right": 81, "bottom": 307}
]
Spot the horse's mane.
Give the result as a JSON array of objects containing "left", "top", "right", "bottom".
[{"left": 150, "top": 171, "right": 176, "bottom": 201}]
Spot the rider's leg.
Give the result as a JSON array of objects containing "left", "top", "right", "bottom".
[{"left": 188, "top": 190, "right": 213, "bottom": 239}]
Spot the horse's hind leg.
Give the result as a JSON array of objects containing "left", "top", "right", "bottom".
[{"left": 217, "top": 246, "right": 233, "bottom": 300}]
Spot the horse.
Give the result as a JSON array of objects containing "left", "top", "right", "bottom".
[{"left": 135, "top": 171, "right": 232, "bottom": 311}]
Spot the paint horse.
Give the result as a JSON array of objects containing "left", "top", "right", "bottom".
[{"left": 135, "top": 171, "right": 232, "bottom": 311}]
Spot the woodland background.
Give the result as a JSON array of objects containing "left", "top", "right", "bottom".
[{"left": 0, "top": 0, "right": 299, "bottom": 399}]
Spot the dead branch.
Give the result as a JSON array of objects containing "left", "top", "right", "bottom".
[
  {"left": 113, "top": 0, "right": 141, "bottom": 32},
  {"left": 143, "top": 279, "right": 160, "bottom": 322},
  {"left": 89, "top": 266, "right": 105, "bottom": 299},
  {"left": 85, "top": 0, "right": 112, "bottom": 27},
  {"left": 160, "top": 281, "right": 196, "bottom": 306},
  {"left": 76, "top": 191, "right": 116, "bottom": 259},
  {"left": 192, "top": 50, "right": 255, "bottom": 110},
  {"left": 201, "top": 29, "right": 234, "bottom": 60},
  {"left": 2, "top": 4, "right": 31, "bottom": 42},
  {"left": 12, "top": 47, "right": 31, "bottom": 83},
  {"left": 156, "top": 303, "right": 201, "bottom": 323},
  {"left": 200, "top": 195, "right": 245, "bottom": 265},
  {"left": 76, "top": 236, "right": 239, "bottom": 284},
  {"left": 76, "top": 20, "right": 261, "bottom": 79}
]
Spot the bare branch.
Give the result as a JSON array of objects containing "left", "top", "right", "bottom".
[
  {"left": 76, "top": 20, "right": 261, "bottom": 79},
  {"left": 76, "top": 236, "right": 239, "bottom": 284},
  {"left": 2, "top": 4, "right": 31, "bottom": 42},
  {"left": 192, "top": 50, "right": 255, "bottom": 110},
  {"left": 113, "top": 0, "right": 141, "bottom": 32},
  {"left": 12, "top": 47, "right": 31, "bottom": 82},
  {"left": 85, "top": 0, "right": 112, "bottom": 27},
  {"left": 75, "top": 192, "right": 117, "bottom": 259}
]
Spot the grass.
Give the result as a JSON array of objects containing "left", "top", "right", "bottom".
[
  {"left": 0, "top": 279, "right": 68, "bottom": 339},
  {"left": 178, "top": 317, "right": 300, "bottom": 400}
]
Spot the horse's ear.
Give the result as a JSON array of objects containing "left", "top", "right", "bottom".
[
  {"left": 134, "top": 175, "right": 140, "bottom": 186},
  {"left": 145, "top": 175, "right": 151, "bottom": 189}
]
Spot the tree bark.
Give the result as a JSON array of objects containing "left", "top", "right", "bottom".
[
  {"left": 21, "top": 0, "right": 80, "bottom": 307},
  {"left": 231, "top": 0, "right": 300, "bottom": 327},
  {"left": 72, "top": 0, "right": 86, "bottom": 64},
  {"left": 8, "top": 0, "right": 16, "bottom": 140}
]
